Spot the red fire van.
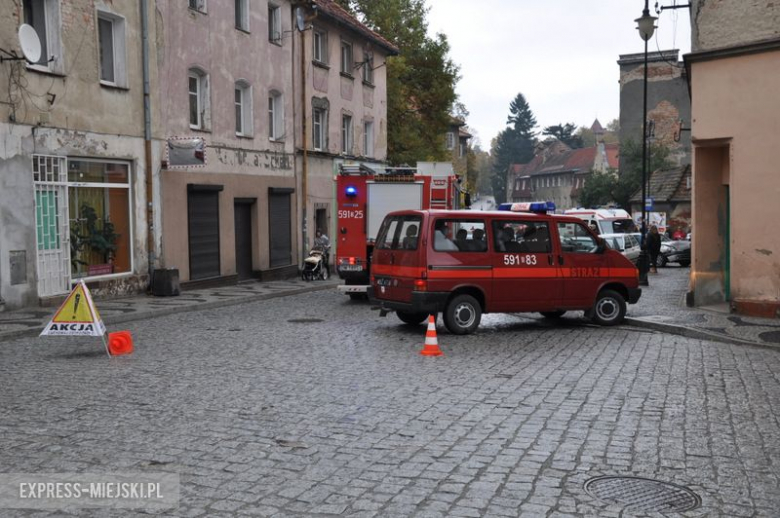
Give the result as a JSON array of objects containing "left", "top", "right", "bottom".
[{"left": 368, "top": 209, "right": 641, "bottom": 334}]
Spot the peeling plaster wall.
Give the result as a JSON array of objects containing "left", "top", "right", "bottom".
[
  {"left": 617, "top": 51, "right": 691, "bottom": 173},
  {"left": 690, "top": 51, "right": 780, "bottom": 304},
  {"left": 691, "top": 0, "right": 780, "bottom": 51},
  {"left": 0, "top": 123, "right": 152, "bottom": 309}
]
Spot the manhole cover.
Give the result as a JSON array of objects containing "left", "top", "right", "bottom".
[
  {"left": 287, "top": 318, "right": 324, "bottom": 323},
  {"left": 584, "top": 476, "right": 701, "bottom": 513}
]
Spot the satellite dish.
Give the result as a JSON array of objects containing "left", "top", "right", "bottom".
[
  {"left": 295, "top": 7, "right": 306, "bottom": 31},
  {"left": 19, "top": 24, "right": 41, "bottom": 63}
]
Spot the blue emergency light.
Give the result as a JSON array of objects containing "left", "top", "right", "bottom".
[
  {"left": 497, "top": 201, "right": 556, "bottom": 214},
  {"left": 345, "top": 185, "right": 357, "bottom": 197}
]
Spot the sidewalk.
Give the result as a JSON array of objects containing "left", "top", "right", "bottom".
[
  {"left": 0, "top": 277, "right": 340, "bottom": 342},
  {"left": 625, "top": 266, "right": 780, "bottom": 348},
  {"left": 1, "top": 269, "right": 778, "bottom": 347}
]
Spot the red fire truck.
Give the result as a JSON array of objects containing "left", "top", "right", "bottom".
[{"left": 335, "top": 163, "right": 458, "bottom": 299}]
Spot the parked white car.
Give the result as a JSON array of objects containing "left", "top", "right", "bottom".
[{"left": 601, "top": 233, "right": 641, "bottom": 264}]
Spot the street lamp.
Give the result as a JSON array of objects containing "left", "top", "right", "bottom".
[{"left": 635, "top": 1, "right": 657, "bottom": 286}]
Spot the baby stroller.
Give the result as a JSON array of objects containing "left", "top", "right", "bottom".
[{"left": 301, "top": 245, "right": 330, "bottom": 281}]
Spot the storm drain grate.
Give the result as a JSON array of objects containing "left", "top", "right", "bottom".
[
  {"left": 287, "top": 318, "right": 324, "bottom": 323},
  {"left": 584, "top": 476, "right": 701, "bottom": 513}
]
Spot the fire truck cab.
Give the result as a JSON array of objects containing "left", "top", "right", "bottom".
[{"left": 335, "top": 163, "right": 457, "bottom": 298}]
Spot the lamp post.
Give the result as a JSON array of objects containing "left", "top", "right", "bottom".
[{"left": 635, "top": 1, "right": 657, "bottom": 287}]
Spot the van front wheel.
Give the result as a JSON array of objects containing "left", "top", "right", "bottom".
[
  {"left": 589, "top": 289, "right": 626, "bottom": 326},
  {"left": 444, "top": 294, "right": 481, "bottom": 335}
]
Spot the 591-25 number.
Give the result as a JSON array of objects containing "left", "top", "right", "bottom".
[
  {"left": 504, "top": 254, "right": 537, "bottom": 266},
  {"left": 338, "top": 210, "right": 364, "bottom": 219}
]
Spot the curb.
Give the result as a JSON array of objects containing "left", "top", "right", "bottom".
[
  {"left": 0, "top": 283, "right": 337, "bottom": 344},
  {"left": 624, "top": 317, "right": 773, "bottom": 349}
]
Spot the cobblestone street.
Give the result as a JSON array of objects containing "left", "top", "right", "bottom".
[{"left": 1, "top": 289, "right": 779, "bottom": 517}]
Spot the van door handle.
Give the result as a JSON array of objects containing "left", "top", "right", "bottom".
[
  {"left": 558, "top": 255, "right": 564, "bottom": 265},
  {"left": 547, "top": 255, "right": 553, "bottom": 265}
]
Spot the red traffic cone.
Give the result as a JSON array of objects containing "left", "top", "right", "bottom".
[
  {"left": 420, "top": 315, "right": 443, "bottom": 356},
  {"left": 108, "top": 330, "right": 134, "bottom": 356}
]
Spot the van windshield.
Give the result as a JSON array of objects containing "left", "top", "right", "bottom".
[
  {"left": 601, "top": 219, "right": 637, "bottom": 234},
  {"left": 376, "top": 216, "right": 422, "bottom": 250}
]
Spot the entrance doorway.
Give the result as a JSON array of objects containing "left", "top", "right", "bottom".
[
  {"left": 187, "top": 185, "right": 222, "bottom": 280},
  {"left": 234, "top": 200, "right": 255, "bottom": 281}
]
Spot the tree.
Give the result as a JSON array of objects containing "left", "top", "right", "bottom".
[
  {"left": 490, "top": 93, "right": 537, "bottom": 203},
  {"left": 543, "top": 123, "right": 583, "bottom": 149},
  {"left": 334, "top": 0, "right": 460, "bottom": 165},
  {"left": 577, "top": 138, "right": 673, "bottom": 209}
]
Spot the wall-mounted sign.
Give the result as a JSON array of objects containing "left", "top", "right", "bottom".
[{"left": 166, "top": 137, "right": 206, "bottom": 168}]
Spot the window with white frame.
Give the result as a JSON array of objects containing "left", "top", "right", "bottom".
[
  {"left": 23, "top": 0, "right": 63, "bottom": 72},
  {"left": 188, "top": 68, "right": 210, "bottom": 130},
  {"left": 188, "top": 0, "right": 206, "bottom": 13},
  {"left": 268, "top": 91, "right": 284, "bottom": 140},
  {"left": 313, "top": 28, "right": 327, "bottom": 64},
  {"left": 361, "top": 52, "right": 373, "bottom": 83},
  {"left": 340, "top": 40, "right": 353, "bottom": 75},
  {"left": 235, "top": 0, "right": 249, "bottom": 31},
  {"left": 97, "top": 11, "right": 127, "bottom": 87},
  {"left": 459, "top": 141, "right": 466, "bottom": 158},
  {"left": 235, "top": 81, "right": 252, "bottom": 136},
  {"left": 363, "top": 120, "right": 374, "bottom": 157},
  {"left": 268, "top": 4, "right": 281, "bottom": 44},
  {"left": 313, "top": 108, "right": 326, "bottom": 151},
  {"left": 341, "top": 115, "right": 353, "bottom": 154},
  {"left": 446, "top": 132, "right": 455, "bottom": 150}
]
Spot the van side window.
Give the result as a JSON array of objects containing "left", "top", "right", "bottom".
[
  {"left": 492, "top": 220, "right": 551, "bottom": 253},
  {"left": 376, "top": 216, "right": 422, "bottom": 250},
  {"left": 557, "top": 222, "right": 598, "bottom": 253},
  {"left": 433, "top": 219, "right": 486, "bottom": 252}
]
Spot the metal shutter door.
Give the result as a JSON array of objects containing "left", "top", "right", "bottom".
[
  {"left": 188, "top": 190, "right": 221, "bottom": 279},
  {"left": 268, "top": 192, "right": 291, "bottom": 268}
]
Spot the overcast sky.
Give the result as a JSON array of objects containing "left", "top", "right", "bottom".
[{"left": 426, "top": 0, "right": 691, "bottom": 149}]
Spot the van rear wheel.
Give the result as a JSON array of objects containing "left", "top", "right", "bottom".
[
  {"left": 397, "top": 311, "right": 428, "bottom": 326},
  {"left": 589, "top": 289, "right": 626, "bottom": 326},
  {"left": 444, "top": 294, "right": 481, "bottom": 335},
  {"left": 540, "top": 310, "right": 566, "bottom": 319}
]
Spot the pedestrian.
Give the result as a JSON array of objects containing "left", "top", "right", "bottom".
[
  {"left": 647, "top": 225, "right": 662, "bottom": 273},
  {"left": 314, "top": 228, "right": 330, "bottom": 265}
]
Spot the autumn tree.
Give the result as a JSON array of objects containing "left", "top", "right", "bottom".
[{"left": 335, "top": 0, "right": 460, "bottom": 165}]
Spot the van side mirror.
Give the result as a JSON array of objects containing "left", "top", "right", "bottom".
[{"left": 596, "top": 237, "right": 607, "bottom": 253}]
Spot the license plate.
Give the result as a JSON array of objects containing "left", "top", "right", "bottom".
[{"left": 339, "top": 265, "right": 363, "bottom": 272}]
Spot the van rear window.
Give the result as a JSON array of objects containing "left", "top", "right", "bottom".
[{"left": 376, "top": 216, "right": 422, "bottom": 250}]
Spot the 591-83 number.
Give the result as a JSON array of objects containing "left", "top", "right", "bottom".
[
  {"left": 503, "top": 254, "right": 537, "bottom": 266},
  {"left": 338, "top": 209, "right": 364, "bottom": 219}
]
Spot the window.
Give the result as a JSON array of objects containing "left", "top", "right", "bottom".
[
  {"left": 236, "top": 0, "right": 249, "bottom": 31},
  {"left": 340, "top": 40, "right": 353, "bottom": 75},
  {"left": 434, "top": 219, "right": 487, "bottom": 252},
  {"left": 376, "top": 216, "right": 422, "bottom": 250},
  {"left": 235, "top": 81, "right": 252, "bottom": 136},
  {"left": 313, "top": 108, "right": 326, "bottom": 151},
  {"left": 459, "top": 142, "right": 466, "bottom": 158},
  {"left": 188, "top": 68, "right": 209, "bottom": 130},
  {"left": 494, "top": 220, "right": 550, "bottom": 253},
  {"left": 341, "top": 115, "right": 353, "bottom": 154},
  {"left": 23, "top": 0, "right": 63, "bottom": 72},
  {"left": 67, "top": 159, "right": 132, "bottom": 279},
  {"left": 97, "top": 11, "right": 127, "bottom": 87},
  {"left": 363, "top": 121, "right": 374, "bottom": 157},
  {"left": 446, "top": 132, "right": 455, "bottom": 150},
  {"left": 268, "top": 4, "right": 281, "bottom": 43},
  {"left": 557, "top": 222, "right": 598, "bottom": 253},
  {"left": 188, "top": 0, "right": 206, "bottom": 13},
  {"left": 361, "top": 52, "right": 373, "bottom": 83},
  {"left": 268, "top": 91, "right": 284, "bottom": 140},
  {"left": 313, "top": 28, "right": 327, "bottom": 64}
]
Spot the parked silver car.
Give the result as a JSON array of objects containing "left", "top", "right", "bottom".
[
  {"left": 660, "top": 235, "right": 691, "bottom": 267},
  {"left": 601, "top": 233, "right": 641, "bottom": 264}
]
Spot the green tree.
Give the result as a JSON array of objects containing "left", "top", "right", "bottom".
[
  {"left": 335, "top": 0, "right": 459, "bottom": 165},
  {"left": 490, "top": 93, "right": 537, "bottom": 203},
  {"left": 543, "top": 123, "right": 583, "bottom": 149}
]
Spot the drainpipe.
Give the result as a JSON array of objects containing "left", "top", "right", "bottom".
[
  {"left": 140, "top": 0, "right": 155, "bottom": 282},
  {"left": 300, "top": 21, "right": 308, "bottom": 265}
]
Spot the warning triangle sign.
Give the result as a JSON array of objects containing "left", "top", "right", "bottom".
[{"left": 41, "top": 281, "right": 106, "bottom": 336}]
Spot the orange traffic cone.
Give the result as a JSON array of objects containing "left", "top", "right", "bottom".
[
  {"left": 420, "top": 315, "right": 443, "bottom": 356},
  {"left": 108, "top": 330, "right": 134, "bottom": 356}
]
